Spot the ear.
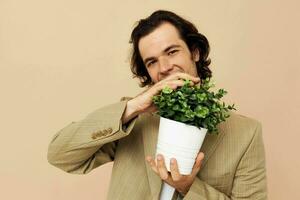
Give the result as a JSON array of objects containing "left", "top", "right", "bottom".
[{"left": 192, "top": 48, "right": 200, "bottom": 62}]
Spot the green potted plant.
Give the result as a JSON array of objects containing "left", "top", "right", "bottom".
[
  {"left": 152, "top": 78, "right": 236, "bottom": 174},
  {"left": 152, "top": 78, "right": 236, "bottom": 200}
]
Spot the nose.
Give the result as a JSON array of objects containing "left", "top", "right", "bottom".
[{"left": 158, "top": 57, "right": 173, "bottom": 74}]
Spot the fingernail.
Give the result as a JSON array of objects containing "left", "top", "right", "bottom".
[{"left": 170, "top": 158, "right": 175, "bottom": 164}]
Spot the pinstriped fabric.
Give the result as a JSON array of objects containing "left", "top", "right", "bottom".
[
  {"left": 183, "top": 114, "right": 267, "bottom": 199},
  {"left": 48, "top": 100, "right": 267, "bottom": 200},
  {"left": 107, "top": 117, "right": 152, "bottom": 200}
]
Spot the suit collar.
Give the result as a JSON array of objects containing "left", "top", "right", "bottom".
[{"left": 141, "top": 113, "right": 225, "bottom": 199}]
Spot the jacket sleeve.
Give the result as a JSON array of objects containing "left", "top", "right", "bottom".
[
  {"left": 180, "top": 122, "right": 268, "bottom": 200},
  {"left": 47, "top": 98, "right": 138, "bottom": 174}
]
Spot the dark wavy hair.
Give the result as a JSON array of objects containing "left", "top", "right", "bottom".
[{"left": 129, "top": 10, "right": 212, "bottom": 88}]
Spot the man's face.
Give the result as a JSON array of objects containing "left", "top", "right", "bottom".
[{"left": 138, "top": 22, "right": 200, "bottom": 83}]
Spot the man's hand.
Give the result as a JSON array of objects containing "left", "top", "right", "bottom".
[
  {"left": 133, "top": 72, "right": 200, "bottom": 113},
  {"left": 146, "top": 152, "right": 205, "bottom": 195},
  {"left": 122, "top": 72, "right": 200, "bottom": 124}
]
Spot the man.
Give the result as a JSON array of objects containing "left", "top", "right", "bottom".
[{"left": 48, "top": 10, "right": 267, "bottom": 199}]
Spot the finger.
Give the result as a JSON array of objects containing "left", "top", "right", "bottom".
[
  {"left": 148, "top": 79, "right": 183, "bottom": 98},
  {"left": 154, "top": 77, "right": 197, "bottom": 96},
  {"left": 170, "top": 72, "right": 201, "bottom": 83},
  {"left": 146, "top": 156, "right": 158, "bottom": 174},
  {"left": 191, "top": 152, "right": 205, "bottom": 176},
  {"left": 156, "top": 154, "right": 169, "bottom": 180},
  {"left": 160, "top": 73, "right": 199, "bottom": 86},
  {"left": 161, "top": 79, "right": 185, "bottom": 90},
  {"left": 164, "top": 77, "right": 199, "bottom": 90},
  {"left": 170, "top": 158, "right": 182, "bottom": 182}
]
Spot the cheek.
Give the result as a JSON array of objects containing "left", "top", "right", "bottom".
[
  {"left": 172, "top": 54, "right": 192, "bottom": 68},
  {"left": 173, "top": 51, "right": 191, "bottom": 64},
  {"left": 147, "top": 68, "right": 158, "bottom": 82},
  {"left": 173, "top": 54, "right": 198, "bottom": 74}
]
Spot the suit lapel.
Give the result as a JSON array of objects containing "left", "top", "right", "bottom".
[
  {"left": 142, "top": 113, "right": 162, "bottom": 200},
  {"left": 141, "top": 113, "right": 226, "bottom": 199},
  {"left": 199, "top": 124, "right": 225, "bottom": 168}
]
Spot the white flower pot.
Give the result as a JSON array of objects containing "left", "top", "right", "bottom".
[
  {"left": 156, "top": 116, "right": 208, "bottom": 175},
  {"left": 156, "top": 117, "right": 207, "bottom": 200}
]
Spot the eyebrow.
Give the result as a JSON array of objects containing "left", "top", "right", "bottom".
[{"left": 143, "top": 44, "right": 181, "bottom": 65}]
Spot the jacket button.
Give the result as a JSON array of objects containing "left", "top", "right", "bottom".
[
  {"left": 103, "top": 129, "right": 108, "bottom": 135},
  {"left": 91, "top": 132, "right": 97, "bottom": 139},
  {"left": 95, "top": 131, "right": 102, "bottom": 137}
]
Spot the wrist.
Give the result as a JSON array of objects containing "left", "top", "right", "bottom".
[
  {"left": 178, "top": 191, "right": 186, "bottom": 198},
  {"left": 177, "top": 183, "right": 192, "bottom": 197},
  {"left": 121, "top": 99, "right": 141, "bottom": 124},
  {"left": 179, "top": 189, "right": 187, "bottom": 197}
]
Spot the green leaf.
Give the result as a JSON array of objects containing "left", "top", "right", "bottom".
[
  {"left": 162, "top": 86, "right": 173, "bottom": 94},
  {"left": 152, "top": 78, "right": 237, "bottom": 134}
]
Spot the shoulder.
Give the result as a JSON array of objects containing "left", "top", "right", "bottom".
[
  {"left": 219, "top": 111, "right": 263, "bottom": 142},
  {"left": 226, "top": 111, "right": 262, "bottom": 130}
]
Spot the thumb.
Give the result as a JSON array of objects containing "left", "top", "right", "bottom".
[{"left": 191, "top": 152, "right": 204, "bottom": 176}]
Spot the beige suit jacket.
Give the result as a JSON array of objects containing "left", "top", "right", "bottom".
[{"left": 47, "top": 98, "right": 267, "bottom": 199}]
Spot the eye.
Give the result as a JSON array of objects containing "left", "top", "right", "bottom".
[
  {"left": 147, "top": 60, "right": 156, "bottom": 67},
  {"left": 168, "top": 50, "right": 178, "bottom": 56}
]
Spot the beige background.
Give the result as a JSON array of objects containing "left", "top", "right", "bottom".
[{"left": 0, "top": 0, "right": 299, "bottom": 199}]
